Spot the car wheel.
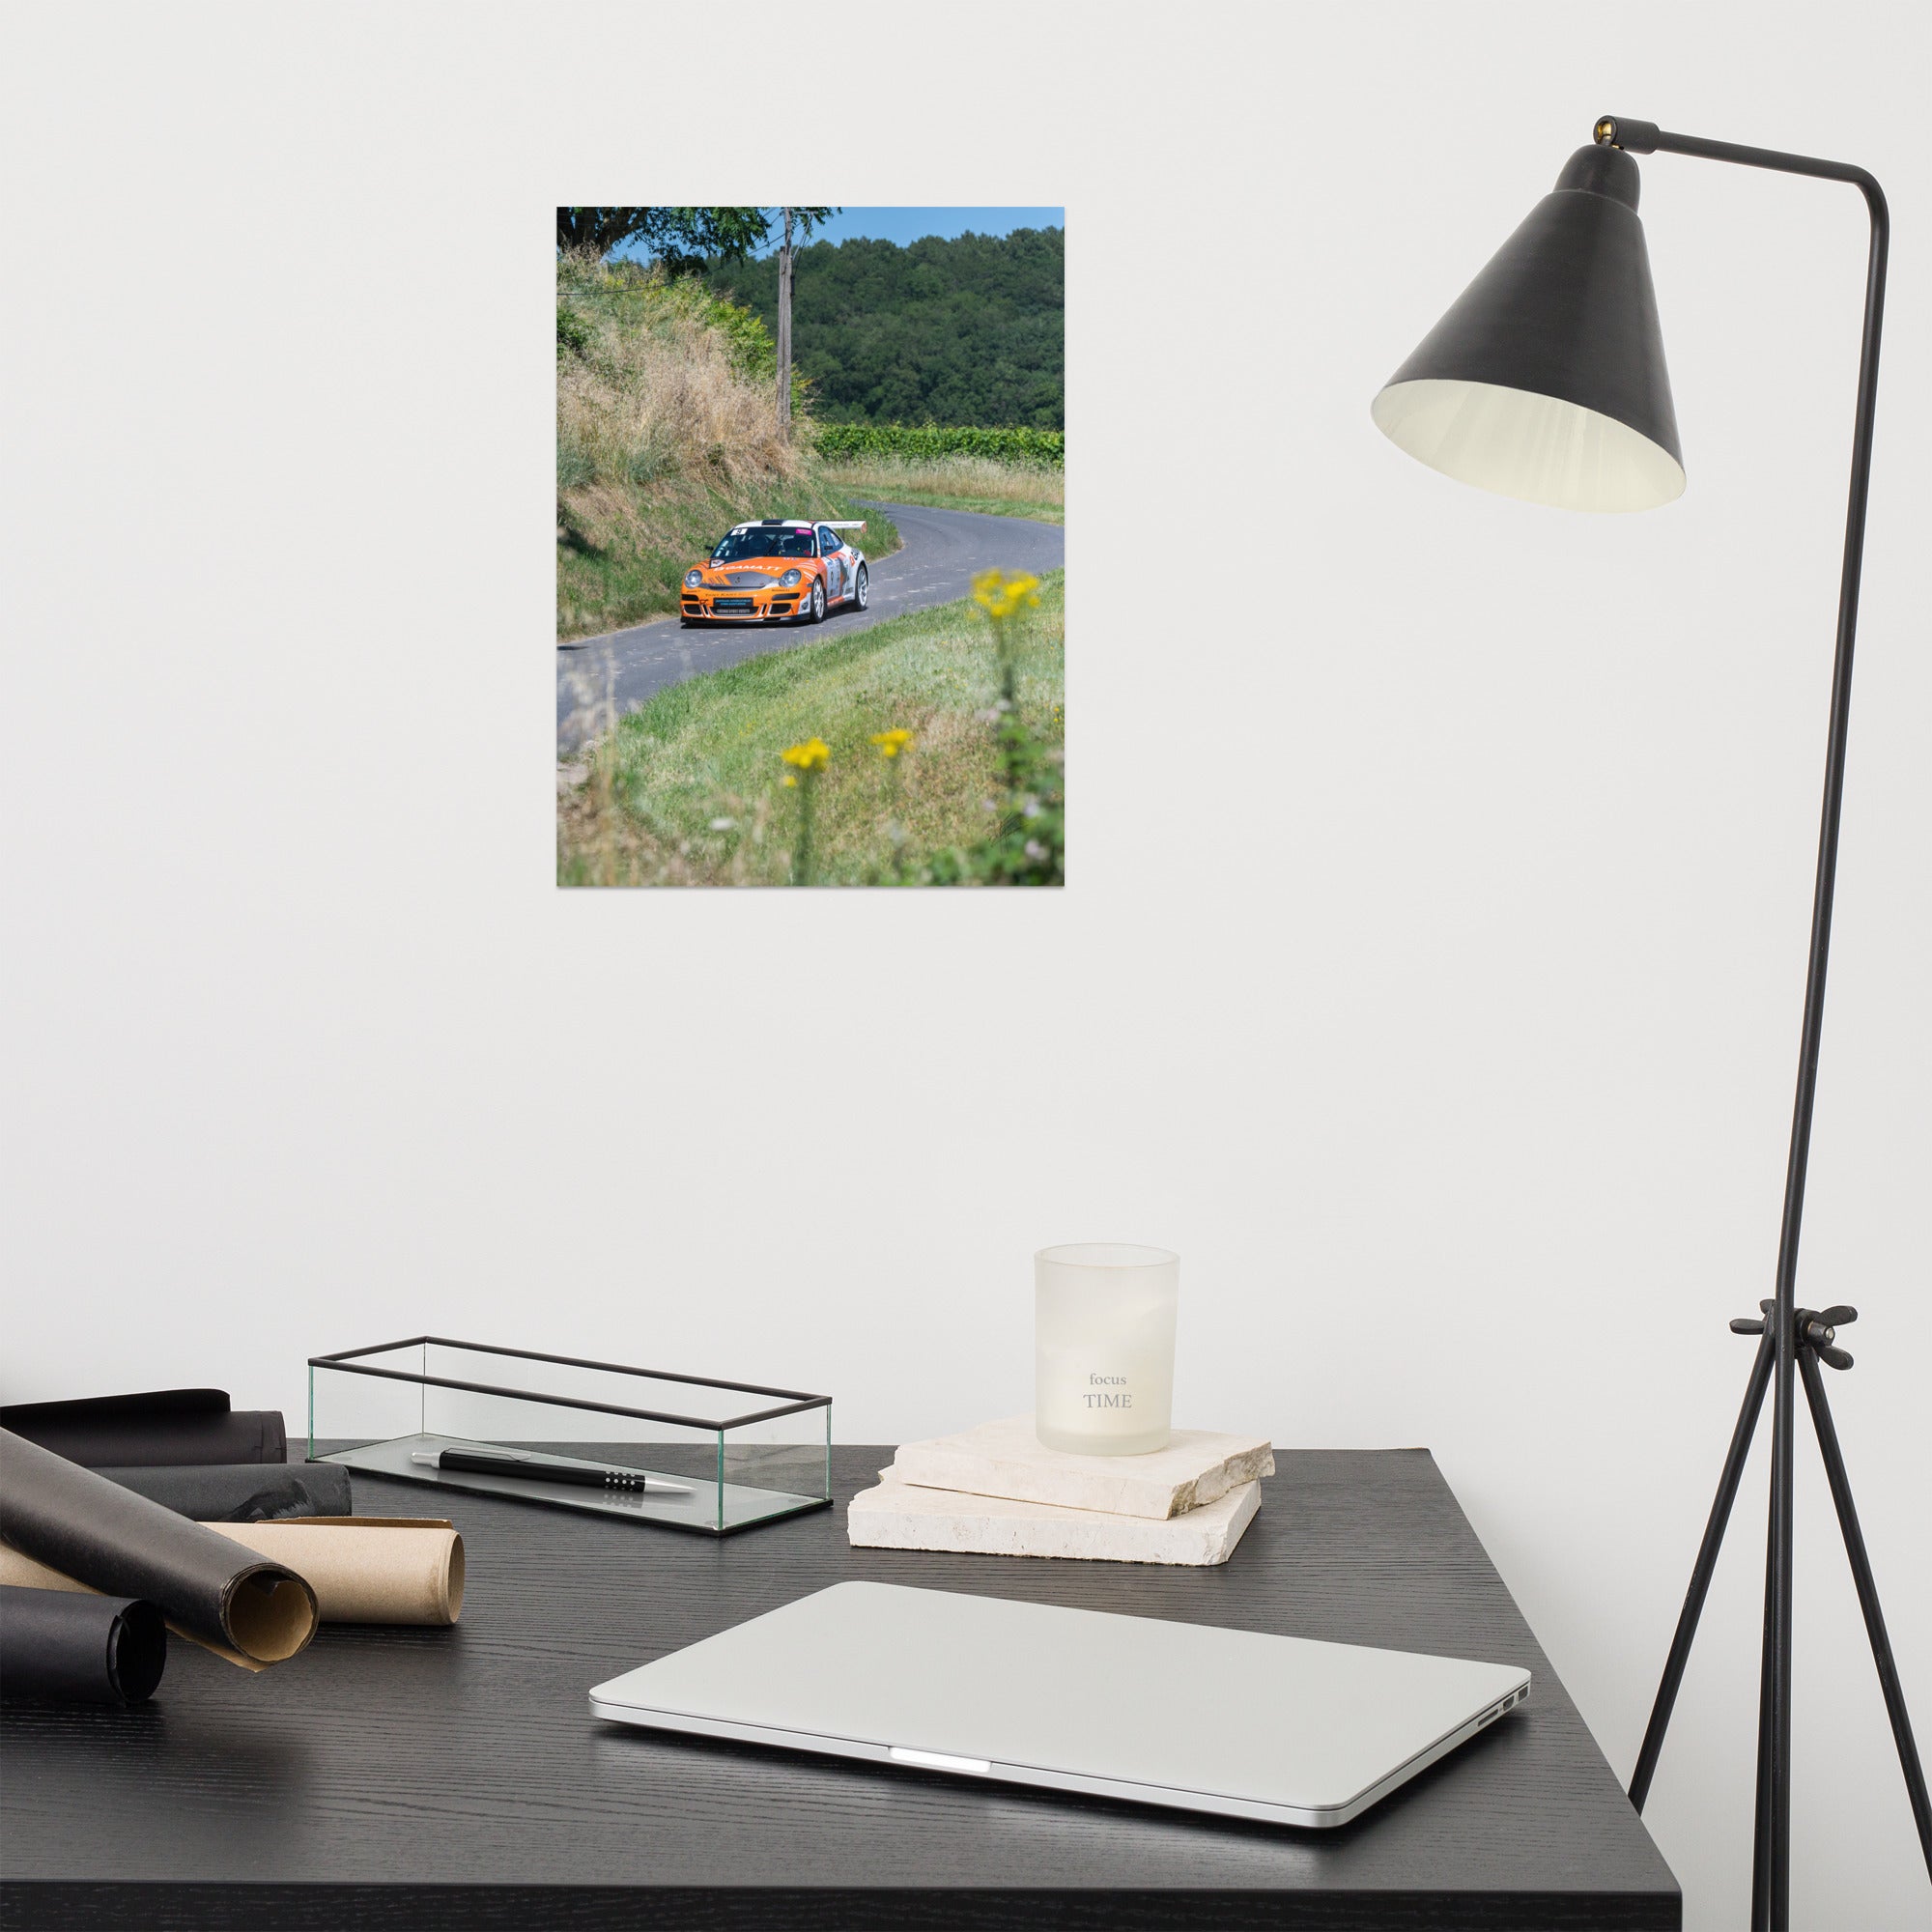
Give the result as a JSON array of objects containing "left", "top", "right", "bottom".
[
  {"left": 852, "top": 564, "right": 868, "bottom": 611},
  {"left": 806, "top": 582, "right": 826, "bottom": 625}
]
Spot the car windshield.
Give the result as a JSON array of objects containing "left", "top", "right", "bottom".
[{"left": 712, "top": 526, "right": 814, "bottom": 561}]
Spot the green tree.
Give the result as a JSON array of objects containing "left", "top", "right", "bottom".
[
  {"left": 706, "top": 228, "right": 1064, "bottom": 428},
  {"left": 555, "top": 207, "right": 769, "bottom": 270}
]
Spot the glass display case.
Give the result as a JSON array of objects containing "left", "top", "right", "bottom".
[{"left": 309, "top": 1337, "right": 832, "bottom": 1535}]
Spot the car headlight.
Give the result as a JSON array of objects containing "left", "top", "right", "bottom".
[
  {"left": 780, "top": 569, "right": 802, "bottom": 587},
  {"left": 684, "top": 570, "right": 703, "bottom": 588}
]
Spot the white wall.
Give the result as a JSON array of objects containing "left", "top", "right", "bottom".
[{"left": 3, "top": 3, "right": 1927, "bottom": 1924}]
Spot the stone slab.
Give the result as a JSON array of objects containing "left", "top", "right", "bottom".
[
  {"left": 890, "top": 1414, "right": 1274, "bottom": 1520},
  {"left": 846, "top": 1466, "right": 1262, "bottom": 1566}
]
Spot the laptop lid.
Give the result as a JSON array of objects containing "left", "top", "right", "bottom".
[{"left": 589, "top": 1580, "right": 1530, "bottom": 1828}]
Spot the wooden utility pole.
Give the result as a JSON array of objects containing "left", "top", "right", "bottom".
[{"left": 776, "top": 207, "right": 794, "bottom": 438}]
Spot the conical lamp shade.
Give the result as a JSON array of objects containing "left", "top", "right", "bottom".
[{"left": 1373, "top": 145, "right": 1684, "bottom": 512}]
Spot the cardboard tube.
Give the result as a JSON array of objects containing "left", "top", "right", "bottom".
[
  {"left": 0, "top": 1430, "right": 316, "bottom": 1669},
  {"left": 200, "top": 1520, "right": 465, "bottom": 1626}
]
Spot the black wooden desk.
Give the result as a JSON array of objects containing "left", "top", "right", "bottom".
[{"left": 2, "top": 1447, "right": 1679, "bottom": 1930}]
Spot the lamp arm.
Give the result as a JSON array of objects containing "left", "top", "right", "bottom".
[
  {"left": 1595, "top": 115, "right": 1885, "bottom": 206},
  {"left": 1598, "top": 114, "right": 1890, "bottom": 1932}
]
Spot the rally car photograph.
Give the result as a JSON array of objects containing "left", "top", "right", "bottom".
[{"left": 678, "top": 518, "right": 869, "bottom": 627}]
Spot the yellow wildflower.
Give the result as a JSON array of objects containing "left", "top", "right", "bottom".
[
  {"left": 780, "top": 736, "right": 831, "bottom": 773},
  {"left": 781, "top": 774, "right": 796, "bottom": 787},
  {"left": 870, "top": 728, "right": 913, "bottom": 758},
  {"left": 972, "top": 569, "right": 1042, "bottom": 620}
]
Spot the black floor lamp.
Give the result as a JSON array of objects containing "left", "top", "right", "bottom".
[{"left": 1371, "top": 116, "right": 1930, "bottom": 1931}]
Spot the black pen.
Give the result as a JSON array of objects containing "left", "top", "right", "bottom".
[{"left": 411, "top": 1446, "right": 691, "bottom": 1495}]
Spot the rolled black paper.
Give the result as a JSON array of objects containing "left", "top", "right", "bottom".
[
  {"left": 95, "top": 1462, "right": 352, "bottom": 1522},
  {"left": 0, "top": 1585, "right": 166, "bottom": 1705},
  {"left": 0, "top": 1390, "right": 286, "bottom": 1467},
  {"left": 0, "top": 1430, "right": 317, "bottom": 1667}
]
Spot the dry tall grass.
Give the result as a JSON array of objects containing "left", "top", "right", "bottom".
[{"left": 556, "top": 255, "right": 810, "bottom": 497}]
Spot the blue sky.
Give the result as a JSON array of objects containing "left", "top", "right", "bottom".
[
  {"left": 793, "top": 207, "right": 1063, "bottom": 252},
  {"left": 613, "top": 207, "right": 1063, "bottom": 263}
]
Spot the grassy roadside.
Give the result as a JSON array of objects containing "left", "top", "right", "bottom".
[
  {"left": 821, "top": 453, "right": 1064, "bottom": 525},
  {"left": 558, "top": 484, "right": 900, "bottom": 641},
  {"left": 559, "top": 572, "right": 1065, "bottom": 887}
]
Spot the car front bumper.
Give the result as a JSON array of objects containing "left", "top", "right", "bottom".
[{"left": 681, "top": 592, "right": 799, "bottom": 623}]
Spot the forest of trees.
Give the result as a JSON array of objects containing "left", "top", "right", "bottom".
[{"left": 703, "top": 226, "right": 1064, "bottom": 429}]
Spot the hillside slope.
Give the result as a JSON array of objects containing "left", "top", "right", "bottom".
[{"left": 556, "top": 257, "right": 895, "bottom": 640}]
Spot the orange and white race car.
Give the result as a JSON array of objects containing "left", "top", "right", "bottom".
[{"left": 678, "top": 518, "right": 869, "bottom": 627}]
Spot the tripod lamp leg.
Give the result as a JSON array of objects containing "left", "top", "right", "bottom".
[
  {"left": 1753, "top": 1456, "right": 1780, "bottom": 1931},
  {"left": 1767, "top": 1309, "right": 1798, "bottom": 1932},
  {"left": 1798, "top": 1349, "right": 1932, "bottom": 1877},
  {"left": 1631, "top": 1327, "right": 1776, "bottom": 1810}
]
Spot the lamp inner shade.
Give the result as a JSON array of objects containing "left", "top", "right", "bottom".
[
  {"left": 1373, "top": 145, "right": 1684, "bottom": 514},
  {"left": 1372, "top": 377, "right": 1686, "bottom": 513}
]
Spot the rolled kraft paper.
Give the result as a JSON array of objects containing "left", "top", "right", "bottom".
[
  {"left": 0, "top": 1584, "right": 167, "bottom": 1705},
  {"left": 98, "top": 1463, "right": 354, "bottom": 1522},
  {"left": 0, "top": 1522, "right": 463, "bottom": 1630},
  {"left": 0, "top": 1430, "right": 316, "bottom": 1670},
  {"left": 0, "top": 1547, "right": 267, "bottom": 1672},
  {"left": 202, "top": 1520, "right": 466, "bottom": 1625},
  {"left": 0, "top": 1390, "right": 286, "bottom": 1467}
]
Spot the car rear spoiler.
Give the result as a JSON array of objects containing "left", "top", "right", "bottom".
[{"left": 826, "top": 521, "right": 866, "bottom": 531}]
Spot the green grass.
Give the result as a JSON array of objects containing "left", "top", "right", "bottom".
[
  {"left": 856, "top": 487, "right": 1063, "bottom": 524},
  {"left": 557, "top": 481, "right": 899, "bottom": 642},
  {"left": 559, "top": 572, "right": 1065, "bottom": 887},
  {"left": 823, "top": 452, "right": 1062, "bottom": 526}
]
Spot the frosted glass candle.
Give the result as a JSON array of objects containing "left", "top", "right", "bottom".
[{"left": 1034, "top": 1243, "right": 1179, "bottom": 1456}]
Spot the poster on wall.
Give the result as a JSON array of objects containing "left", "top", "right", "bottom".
[{"left": 555, "top": 206, "right": 1065, "bottom": 888}]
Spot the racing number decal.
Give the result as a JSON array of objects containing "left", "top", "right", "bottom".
[{"left": 819, "top": 526, "right": 843, "bottom": 601}]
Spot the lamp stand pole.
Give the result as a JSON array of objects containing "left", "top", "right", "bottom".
[{"left": 1591, "top": 119, "right": 1929, "bottom": 1930}]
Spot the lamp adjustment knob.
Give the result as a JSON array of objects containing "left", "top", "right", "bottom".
[
  {"left": 1729, "top": 1303, "right": 1857, "bottom": 1363},
  {"left": 1800, "top": 1304, "right": 1856, "bottom": 1368}
]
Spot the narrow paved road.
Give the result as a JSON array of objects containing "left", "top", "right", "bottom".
[{"left": 556, "top": 500, "right": 1065, "bottom": 753}]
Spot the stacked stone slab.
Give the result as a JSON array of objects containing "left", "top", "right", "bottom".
[{"left": 847, "top": 1416, "right": 1274, "bottom": 1567}]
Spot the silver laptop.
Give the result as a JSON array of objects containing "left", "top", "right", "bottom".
[{"left": 589, "top": 1581, "right": 1530, "bottom": 1828}]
